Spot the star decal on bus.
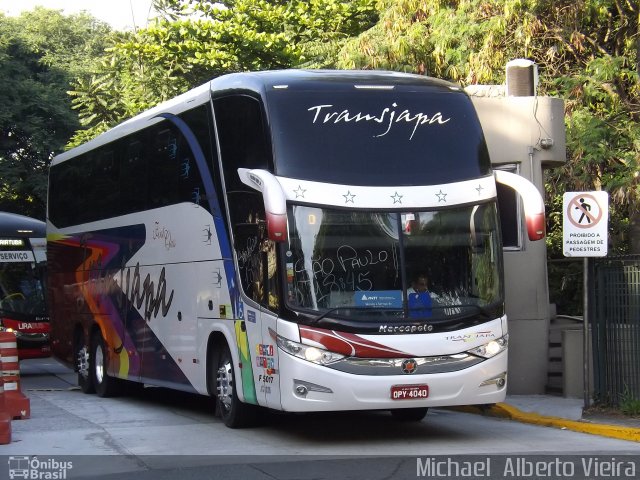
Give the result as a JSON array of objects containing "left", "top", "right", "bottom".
[
  {"left": 476, "top": 184, "right": 484, "bottom": 195},
  {"left": 391, "top": 192, "right": 403, "bottom": 204},
  {"left": 294, "top": 185, "right": 306, "bottom": 198},
  {"left": 436, "top": 190, "right": 447, "bottom": 202},
  {"left": 343, "top": 191, "right": 356, "bottom": 203}
]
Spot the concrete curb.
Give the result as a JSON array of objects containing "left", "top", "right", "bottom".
[{"left": 450, "top": 403, "right": 640, "bottom": 443}]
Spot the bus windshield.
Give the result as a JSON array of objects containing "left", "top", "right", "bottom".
[
  {"left": 0, "top": 262, "right": 47, "bottom": 318},
  {"left": 284, "top": 203, "right": 503, "bottom": 321}
]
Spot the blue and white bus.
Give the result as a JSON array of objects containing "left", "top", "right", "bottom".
[{"left": 47, "top": 70, "right": 545, "bottom": 427}]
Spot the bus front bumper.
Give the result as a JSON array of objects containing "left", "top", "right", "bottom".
[{"left": 276, "top": 351, "right": 508, "bottom": 412}]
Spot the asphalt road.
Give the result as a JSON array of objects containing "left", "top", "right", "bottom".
[{"left": 2, "top": 358, "right": 639, "bottom": 480}]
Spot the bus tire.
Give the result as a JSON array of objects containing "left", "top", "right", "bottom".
[
  {"left": 390, "top": 407, "right": 428, "bottom": 422},
  {"left": 76, "top": 334, "right": 95, "bottom": 394},
  {"left": 212, "top": 342, "right": 257, "bottom": 428},
  {"left": 90, "top": 330, "right": 122, "bottom": 398}
]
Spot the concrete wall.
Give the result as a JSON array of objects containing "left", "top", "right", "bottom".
[{"left": 467, "top": 89, "right": 566, "bottom": 394}]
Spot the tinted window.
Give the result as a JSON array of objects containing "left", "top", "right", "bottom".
[
  {"left": 228, "top": 192, "right": 279, "bottom": 312},
  {"left": 180, "top": 106, "right": 219, "bottom": 210},
  {"left": 214, "top": 95, "right": 272, "bottom": 192},
  {"left": 49, "top": 160, "right": 84, "bottom": 227},
  {"left": 92, "top": 149, "right": 120, "bottom": 219},
  {"left": 121, "top": 140, "right": 147, "bottom": 213},
  {"left": 149, "top": 127, "right": 181, "bottom": 208},
  {"left": 49, "top": 105, "right": 216, "bottom": 227},
  {"left": 266, "top": 89, "right": 490, "bottom": 186},
  {"left": 214, "top": 95, "right": 279, "bottom": 310}
]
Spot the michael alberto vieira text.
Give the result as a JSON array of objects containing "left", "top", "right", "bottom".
[{"left": 416, "top": 457, "right": 637, "bottom": 478}]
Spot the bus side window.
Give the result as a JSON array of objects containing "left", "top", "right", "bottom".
[
  {"left": 263, "top": 238, "right": 279, "bottom": 312},
  {"left": 230, "top": 192, "right": 265, "bottom": 303},
  {"left": 149, "top": 128, "right": 180, "bottom": 208},
  {"left": 92, "top": 149, "right": 120, "bottom": 219},
  {"left": 177, "top": 107, "right": 215, "bottom": 210},
  {"left": 234, "top": 222, "right": 264, "bottom": 305},
  {"left": 121, "top": 139, "right": 148, "bottom": 214},
  {"left": 214, "top": 95, "right": 272, "bottom": 192},
  {"left": 49, "top": 160, "right": 82, "bottom": 227},
  {"left": 229, "top": 192, "right": 280, "bottom": 312},
  {"left": 215, "top": 94, "right": 279, "bottom": 311}
]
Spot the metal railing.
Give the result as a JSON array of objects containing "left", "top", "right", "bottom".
[{"left": 591, "top": 255, "right": 640, "bottom": 406}]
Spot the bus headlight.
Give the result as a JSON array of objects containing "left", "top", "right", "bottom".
[
  {"left": 467, "top": 335, "right": 508, "bottom": 359},
  {"left": 275, "top": 334, "right": 345, "bottom": 365}
]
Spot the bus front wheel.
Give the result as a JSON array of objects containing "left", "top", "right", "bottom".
[
  {"left": 90, "top": 331, "right": 121, "bottom": 398},
  {"left": 212, "top": 342, "right": 257, "bottom": 428}
]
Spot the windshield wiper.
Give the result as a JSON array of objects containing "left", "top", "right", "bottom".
[
  {"left": 430, "top": 302, "right": 498, "bottom": 319},
  {"left": 310, "top": 306, "right": 402, "bottom": 324},
  {"left": 306, "top": 302, "right": 498, "bottom": 325}
]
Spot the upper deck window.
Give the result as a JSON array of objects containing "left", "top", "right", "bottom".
[{"left": 266, "top": 88, "right": 490, "bottom": 186}]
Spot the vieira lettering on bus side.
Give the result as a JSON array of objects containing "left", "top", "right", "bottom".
[{"left": 307, "top": 103, "right": 451, "bottom": 140}]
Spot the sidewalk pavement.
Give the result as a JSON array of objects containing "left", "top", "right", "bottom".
[{"left": 454, "top": 394, "right": 640, "bottom": 443}]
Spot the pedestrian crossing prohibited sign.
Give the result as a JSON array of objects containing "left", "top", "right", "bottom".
[{"left": 563, "top": 191, "right": 609, "bottom": 257}]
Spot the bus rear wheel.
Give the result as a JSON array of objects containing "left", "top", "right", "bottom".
[
  {"left": 212, "top": 342, "right": 257, "bottom": 428},
  {"left": 90, "top": 330, "right": 122, "bottom": 398},
  {"left": 76, "top": 335, "right": 95, "bottom": 394},
  {"left": 390, "top": 407, "right": 428, "bottom": 421}
]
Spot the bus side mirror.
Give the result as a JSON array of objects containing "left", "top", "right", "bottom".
[
  {"left": 494, "top": 170, "right": 545, "bottom": 241},
  {"left": 237, "top": 168, "right": 288, "bottom": 242}
]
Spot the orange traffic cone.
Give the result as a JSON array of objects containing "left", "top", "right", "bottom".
[
  {"left": 0, "top": 351, "right": 12, "bottom": 444},
  {"left": 0, "top": 331, "right": 30, "bottom": 419}
]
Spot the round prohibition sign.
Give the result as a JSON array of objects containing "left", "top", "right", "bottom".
[{"left": 566, "top": 193, "right": 603, "bottom": 229}]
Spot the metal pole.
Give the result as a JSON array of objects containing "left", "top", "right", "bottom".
[{"left": 583, "top": 257, "right": 590, "bottom": 408}]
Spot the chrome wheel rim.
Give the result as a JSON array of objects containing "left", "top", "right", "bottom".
[
  {"left": 77, "top": 346, "right": 90, "bottom": 379},
  {"left": 95, "top": 342, "right": 104, "bottom": 384},
  {"left": 216, "top": 358, "right": 233, "bottom": 413}
]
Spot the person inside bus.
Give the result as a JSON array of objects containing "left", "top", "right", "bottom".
[{"left": 407, "top": 274, "right": 433, "bottom": 318}]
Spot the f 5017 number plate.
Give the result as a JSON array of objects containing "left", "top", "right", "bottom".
[{"left": 390, "top": 384, "right": 429, "bottom": 400}]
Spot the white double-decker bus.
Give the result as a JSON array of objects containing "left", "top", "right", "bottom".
[{"left": 47, "top": 70, "right": 545, "bottom": 427}]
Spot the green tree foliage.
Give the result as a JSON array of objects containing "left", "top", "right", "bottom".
[
  {"left": 68, "top": 0, "right": 378, "bottom": 146},
  {"left": 46, "top": 0, "right": 640, "bottom": 258},
  {"left": 335, "top": 0, "right": 638, "bottom": 255},
  {"left": 0, "top": 8, "right": 112, "bottom": 218}
]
